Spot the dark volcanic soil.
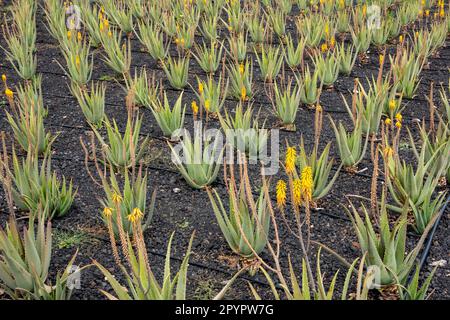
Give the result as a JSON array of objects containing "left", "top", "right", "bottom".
[{"left": 0, "top": 1, "right": 449, "bottom": 300}]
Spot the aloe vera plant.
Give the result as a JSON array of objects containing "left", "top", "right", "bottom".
[
  {"left": 70, "top": 82, "right": 106, "bottom": 128},
  {"left": 399, "top": 265, "right": 437, "bottom": 300},
  {"left": 0, "top": 215, "right": 77, "bottom": 300},
  {"left": 255, "top": 45, "right": 284, "bottom": 83},
  {"left": 94, "top": 230, "right": 194, "bottom": 300},
  {"left": 272, "top": 79, "right": 301, "bottom": 130},
  {"left": 195, "top": 75, "right": 228, "bottom": 116},
  {"left": 312, "top": 51, "right": 340, "bottom": 86},
  {"left": 76, "top": 0, "right": 103, "bottom": 47},
  {"left": 59, "top": 34, "right": 93, "bottom": 86},
  {"left": 193, "top": 41, "right": 223, "bottom": 74},
  {"left": 409, "top": 191, "right": 447, "bottom": 235},
  {"left": 336, "top": 43, "right": 358, "bottom": 76},
  {"left": 150, "top": 92, "right": 186, "bottom": 137},
  {"left": 206, "top": 158, "right": 270, "bottom": 263},
  {"left": 162, "top": 55, "right": 189, "bottom": 89},
  {"left": 7, "top": 150, "right": 75, "bottom": 220},
  {"left": 390, "top": 47, "right": 424, "bottom": 99},
  {"left": 135, "top": 21, "right": 169, "bottom": 62},
  {"left": 100, "top": 166, "right": 154, "bottom": 236},
  {"left": 6, "top": 103, "right": 54, "bottom": 155},
  {"left": 228, "top": 60, "right": 253, "bottom": 100},
  {"left": 298, "top": 65, "right": 322, "bottom": 105},
  {"left": 284, "top": 34, "right": 306, "bottom": 69},
  {"left": 227, "top": 32, "right": 247, "bottom": 63},
  {"left": 347, "top": 197, "right": 431, "bottom": 286},
  {"left": 15, "top": 75, "right": 45, "bottom": 115},
  {"left": 329, "top": 116, "right": 369, "bottom": 169},
  {"left": 295, "top": 137, "right": 341, "bottom": 201},
  {"left": 344, "top": 77, "right": 390, "bottom": 136},
  {"left": 100, "top": 0, "right": 134, "bottom": 34},
  {"left": 124, "top": 68, "right": 159, "bottom": 108},
  {"left": 250, "top": 249, "right": 371, "bottom": 300},
  {"left": 1, "top": 0, "right": 37, "bottom": 80},
  {"left": 169, "top": 124, "right": 223, "bottom": 189},
  {"left": 219, "top": 104, "right": 268, "bottom": 159},
  {"left": 296, "top": 14, "right": 326, "bottom": 48},
  {"left": 91, "top": 115, "right": 149, "bottom": 170},
  {"left": 385, "top": 141, "right": 448, "bottom": 212},
  {"left": 100, "top": 27, "right": 131, "bottom": 76}
]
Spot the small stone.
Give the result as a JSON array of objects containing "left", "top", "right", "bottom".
[
  {"left": 173, "top": 188, "right": 181, "bottom": 193},
  {"left": 430, "top": 259, "right": 447, "bottom": 267}
]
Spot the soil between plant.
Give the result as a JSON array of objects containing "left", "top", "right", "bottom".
[{"left": 0, "top": 1, "right": 449, "bottom": 300}]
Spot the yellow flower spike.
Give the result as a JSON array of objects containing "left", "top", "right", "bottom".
[
  {"left": 108, "top": 30, "right": 112, "bottom": 37},
  {"left": 276, "top": 180, "right": 287, "bottom": 209},
  {"left": 379, "top": 54, "right": 384, "bottom": 65},
  {"left": 204, "top": 99, "right": 211, "bottom": 112},
  {"left": 385, "top": 118, "right": 392, "bottom": 126},
  {"left": 395, "top": 113, "right": 402, "bottom": 122},
  {"left": 77, "top": 31, "right": 82, "bottom": 41},
  {"left": 99, "top": 21, "right": 104, "bottom": 32},
  {"left": 75, "top": 55, "right": 80, "bottom": 67},
  {"left": 131, "top": 207, "right": 144, "bottom": 220},
  {"left": 324, "top": 23, "right": 330, "bottom": 38},
  {"left": 292, "top": 178, "right": 302, "bottom": 206},
  {"left": 425, "top": 10, "right": 430, "bottom": 17},
  {"left": 389, "top": 100, "right": 396, "bottom": 110},
  {"left": 399, "top": 35, "right": 404, "bottom": 43},
  {"left": 395, "top": 121, "right": 402, "bottom": 129},
  {"left": 239, "top": 63, "right": 244, "bottom": 75},
  {"left": 1, "top": 74, "right": 6, "bottom": 83},
  {"left": 330, "top": 37, "right": 336, "bottom": 49},
  {"left": 104, "top": 19, "right": 109, "bottom": 28},
  {"left": 240, "top": 86, "right": 247, "bottom": 100},
  {"left": 127, "top": 212, "right": 137, "bottom": 223},
  {"left": 5, "top": 88, "right": 13, "bottom": 99},
  {"left": 112, "top": 193, "right": 123, "bottom": 204},
  {"left": 285, "top": 147, "right": 297, "bottom": 175},
  {"left": 362, "top": 4, "right": 367, "bottom": 17},
  {"left": 103, "top": 207, "right": 113, "bottom": 218},
  {"left": 383, "top": 146, "right": 394, "bottom": 158},
  {"left": 321, "top": 43, "right": 328, "bottom": 53},
  {"left": 191, "top": 101, "right": 199, "bottom": 115},
  {"left": 300, "top": 166, "right": 313, "bottom": 202},
  {"left": 316, "top": 104, "right": 322, "bottom": 112},
  {"left": 198, "top": 82, "right": 204, "bottom": 95},
  {"left": 67, "top": 30, "right": 72, "bottom": 39},
  {"left": 419, "top": 10, "right": 423, "bottom": 17}
]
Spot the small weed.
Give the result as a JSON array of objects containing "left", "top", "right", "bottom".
[
  {"left": 54, "top": 229, "right": 90, "bottom": 249},
  {"left": 193, "top": 279, "right": 216, "bottom": 300},
  {"left": 178, "top": 219, "right": 190, "bottom": 229},
  {"left": 399, "top": 141, "right": 412, "bottom": 150}
]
